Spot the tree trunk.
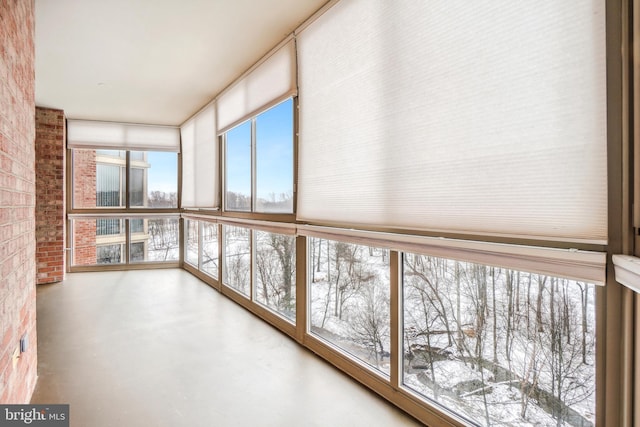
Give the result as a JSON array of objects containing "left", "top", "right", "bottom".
[
  {"left": 491, "top": 267, "right": 498, "bottom": 365},
  {"left": 536, "top": 275, "right": 546, "bottom": 333},
  {"left": 581, "top": 283, "right": 588, "bottom": 364}
]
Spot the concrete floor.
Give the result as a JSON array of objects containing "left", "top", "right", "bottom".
[{"left": 31, "top": 269, "right": 423, "bottom": 427}]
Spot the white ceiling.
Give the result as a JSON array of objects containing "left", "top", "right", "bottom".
[{"left": 35, "top": 0, "right": 328, "bottom": 126}]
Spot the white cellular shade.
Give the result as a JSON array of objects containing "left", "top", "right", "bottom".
[
  {"left": 180, "top": 103, "right": 218, "bottom": 208},
  {"left": 180, "top": 120, "right": 197, "bottom": 206},
  {"left": 217, "top": 39, "right": 296, "bottom": 133},
  {"left": 297, "top": 1, "right": 607, "bottom": 243},
  {"left": 67, "top": 119, "right": 180, "bottom": 152}
]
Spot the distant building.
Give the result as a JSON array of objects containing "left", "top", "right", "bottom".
[{"left": 74, "top": 150, "right": 151, "bottom": 264}]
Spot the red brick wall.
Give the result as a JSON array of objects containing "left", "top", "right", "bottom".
[
  {"left": 73, "top": 219, "right": 97, "bottom": 265},
  {"left": 0, "top": 0, "right": 38, "bottom": 404},
  {"left": 71, "top": 150, "right": 97, "bottom": 265},
  {"left": 35, "top": 107, "right": 65, "bottom": 284},
  {"left": 72, "top": 149, "right": 95, "bottom": 208}
]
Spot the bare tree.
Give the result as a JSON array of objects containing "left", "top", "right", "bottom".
[
  {"left": 255, "top": 233, "right": 296, "bottom": 317},
  {"left": 224, "top": 227, "right": 250, "bottom": 294},
  {"left": 349, "top": 280, "right": 390, "bottom": 368}
]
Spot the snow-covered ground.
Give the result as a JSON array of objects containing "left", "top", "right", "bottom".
[{"left": 309, "top": 238, "right": 595, "bottom": 427}]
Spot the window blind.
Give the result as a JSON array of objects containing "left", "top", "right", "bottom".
[
  {"left": 296, "top": 0, "right": 607, "bottom": 243},
  {"left": 217, "top": 39, "right": 297, "bottom": 133},
  {"left": 67, "top": 120, "right": 180, "bottom": 152},
  {"left": 180, "top": 102, "right": 218, "bottom": 208}
]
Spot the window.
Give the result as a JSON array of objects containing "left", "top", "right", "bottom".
[
  {"left": 71, "top": 149, "right": 178, "bottom": 268},
  {"left": 130, "top": 242, "right": 145, "bottom": 262},
  {"left": 223, "top": 225, "right": 251, "bottom": 296},
  {"left": 96, "top": 163, "right": 124, "bottom": 207},
  {"left": 96, "top": 218, "right": 122, "bottom": 236},
  {"left": 185, "top": 219, "right": 199, "bottom": 267},
  {"left": 224, "top": 98, "right": 294, "bottom": 213},
  {"left": 132, "top": 218, "right": 179, "bottom": 263},
  {"left": 68, "top": 121, "right": 181, "bottom": 270},
  {"left": 70, "top": 218, "right": 126, "bottom": 266},
  {"left": 309, "top": 237, "right": 390, "bottom": 376},
  {"left": 225, "top": 122, "right": 252, "bottom": 211},
  {"left": 129, "top": 151, "right": 178, "bottom": 208},
  {"left": 73, "top": 149, "right": 124, "bottom": 209},
  {"left": 72, "top": 149, "right": 178, "bottom": 209},
  {"left": 255, "top": 231, "right": 296, "bottom": 321},
  {"left": 96, "top": 218, "right": 144, "bottom": 236},
  {"left": 130, "top": 218, "right": 144, "bottom": 234},
  {"left": 184, "top": 219, "right": 220, "bottom": 280},
  {"left": 402, "top": 253, "right": 595, "bottom": 426},
  {"left": 71, "top": 218, "right": 124, "bottom": 266},
  {"left": 96, "top": 244, "right": 122, "bottom": 264},
  {"left": 129, "top": 167, "right": 145, "bottom": 207},
  {"left": 255, "top": 99, "right": 294, "bottom": 213},
  {"left": 71, "top": 217, "right": 177, "bottom": 267},
  {"left": 130, "top": 151, "right": 145, "bottom": 161},
  {"left": 202, "top": 222, "right": 219, "bottom": 279}
]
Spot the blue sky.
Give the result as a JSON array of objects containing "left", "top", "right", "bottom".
[
  {"left": 144, "top": 97, "right": 293, "bottom": 198},
  {"left": 226, "top": 98, "right": 294, "bottom": 199},
  {"left": 146, "top": 151, "right": 177, "bottom": 194}
]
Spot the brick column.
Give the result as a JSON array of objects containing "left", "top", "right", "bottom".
[
  {"left": 35, "top": 107, "right": 65, "bottom": 284},
  {"left": 0, "top": 0, "right": 38, "bottom": 404}
]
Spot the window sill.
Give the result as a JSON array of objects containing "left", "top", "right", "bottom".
[{"left": 612, "top": 255, "right": 640, "bottom": 293}]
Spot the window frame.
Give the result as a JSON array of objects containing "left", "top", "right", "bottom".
[
  {"left": 306, "top": 236, "right": 391, "bottom": 378},
  {"left": 222, "top": 97, "right": 296, "bottom": 218},
  {"left": 71, "top": 149, "right": 178, "bottom": 212},
  {"left": 253, "top": 229, "right": 297, "bottom": 324},
  {"left": 67, "top": 147, "right": 181, "bottom": 272}
]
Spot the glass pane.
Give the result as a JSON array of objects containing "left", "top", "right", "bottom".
[
  {"left": 202, "top": 222, "right": 219, "bottom": 279},
  {"left": 96, "top": 163, "right": 123, "bottom": 207},
  {"left": 96, "top": 150, "right": 125, "bottom": 159},
  {"left": 97, "top": 244, "right": 122, "bottom": 264},
  {"left": 185, "top": 220, "right": 199, "bottom": 267},
  {"left": 71, "top": 218, "right": 124, "bottom": 266},
  {"left": 255, "top": 231, "right": 296, "bottom": 322},
  {"left": 129, "top": 151, "right": 178, "bottom": 208},
  {"left": 256, "top": 98, "right": 294, "bottom": 213},
  {"left": 96, "top": 218, "right": 122, "bottom": 236},
  {"left": 130, "top": 168, "right": 144, "bottom": 207},
  {"left": 130, "top": 218, "right": 144, "bottom": 234},
  {"left": 309, "top": 238, "right": 390, "bottom": 376},
  {"left": 130, "top": 242, "right": 145, "bottom": 262},
  {"left": 225, "top": 121, "right": 252, "bottom": 211},
  {"left": 130, "top": 151, "right": 145, "bottom": 161},
  {"left": 73, "top": 150, "right": 127, "bottom": 209},
  {"left": 402, "top": 254, "right": 596, "bottom": 426},
  {"left": 223, "top": 225, "right": 250, "bottom": 296},
  {"left": 130, "top": 218, "right": 179, "bottom": 263}
]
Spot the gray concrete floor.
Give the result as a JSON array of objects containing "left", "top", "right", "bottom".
[{"left": 31, "top": 269, "right": 423, "bottom": 427}]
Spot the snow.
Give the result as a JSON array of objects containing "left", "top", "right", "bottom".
[
  {"left": 309, "top": 238, "right": 595, "bottom": 427},
  {"left": 178, "top": 228, "right": 597, "bottom": 427}
]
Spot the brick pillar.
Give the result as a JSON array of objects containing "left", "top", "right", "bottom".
[
  {"left": 35, "top": 107, "right": 65, "bottom": 284},
  {"left": 0, "top": 0, "right": 38, "bottom": 404}
]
